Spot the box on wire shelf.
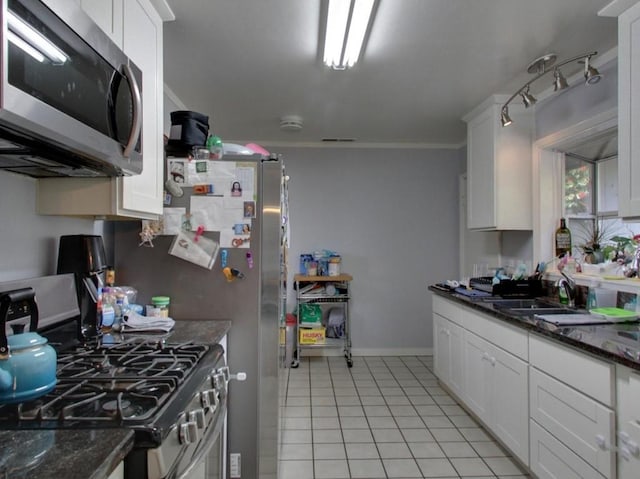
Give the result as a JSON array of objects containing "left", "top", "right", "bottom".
[{"left": 300, "top": 328, "right": 326, "bottom": 345}]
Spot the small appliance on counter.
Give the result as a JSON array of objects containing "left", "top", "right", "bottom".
[
  {"left": 469, "top": 276, "right": 543, "bottom": 298},
  {"left": 56, "top": 235, "right": 108, "bottom": 341}
]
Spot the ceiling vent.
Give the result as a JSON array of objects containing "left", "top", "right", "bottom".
[{"left": 280, "top": 115, "right": 303, "bottom": 132}]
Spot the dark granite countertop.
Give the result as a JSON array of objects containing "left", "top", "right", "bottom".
[
  {"left": 430, "top": 286, "right": 640, "bottom": 371},
  {"left": 0, "top": 319, "right": 231, "bottom": 479},
  {"left": 0, "top": 429, "right": 133, "bottom": 479}
]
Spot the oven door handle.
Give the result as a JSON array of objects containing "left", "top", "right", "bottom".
[{"left": 173, "top": 398, "right": 227, "bottom": 479}]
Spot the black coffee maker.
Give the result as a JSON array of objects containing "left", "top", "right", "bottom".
[{"left": 56, "top": 235, "right": 107, "bottom": 340}]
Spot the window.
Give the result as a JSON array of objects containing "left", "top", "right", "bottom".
[
  {"left": 564, "top": 155, "right": 594, "bottom": 217},
  {"left": 563, "top": 154, "right": 640, "bottom": 259}
]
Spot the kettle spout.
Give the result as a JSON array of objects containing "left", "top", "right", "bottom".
[{"left": 0, "top": 367, "right": 13, "bottom": 391}]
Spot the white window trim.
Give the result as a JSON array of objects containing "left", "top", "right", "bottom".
[{"left": 531, "top": 108, "right": 637, "bottom": 292}]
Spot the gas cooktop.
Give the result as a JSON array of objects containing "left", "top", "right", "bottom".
[{"left": 0, "top": 338, "right": 224, "bottom": 444}]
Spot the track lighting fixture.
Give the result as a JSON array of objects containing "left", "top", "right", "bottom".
[
  {"left": 584, "top": 56, "right": 602, "bottom": 85},
  {"left": 553, "top": 68, "right": 569, "bottom": 92},
  {"left": 500, "top": 107, "right": 513, "bottom": 127},
  {"left": 520, "top": 86, "right": 537, "bottom": 108},
  {"left": 500, "top": 51, "right": 601, "bottom": 127}
]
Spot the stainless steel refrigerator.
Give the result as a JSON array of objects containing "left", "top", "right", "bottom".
[{"left": 113, "top": 155, "right": 286, "bottom": 479}]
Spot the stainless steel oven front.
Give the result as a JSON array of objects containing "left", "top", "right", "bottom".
[{"left": 142, "top": 365, "right": 228, "bottom": 479}]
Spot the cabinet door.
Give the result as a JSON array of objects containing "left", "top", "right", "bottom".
[
  {"left": 433, "top": 314, "right": 465, "bottom": 400},
  {"left": 463, "top": 332, "right": 491, "bottom": 423},
  {"left": 491, "top": 345, "right": 528, "bottom": 466},
  {"left": 433, "top": 313, "right": 451, "bottom": 383},
  {"left": 530, "top": 420, "right": 605, "bottom": 479},
  {"left": 467, "top": 106, "right": 496, "bottom": 229},
  {"left": 616, "top": 365, "right": 640, "bottom": 479},
  {"left": 618, "top": 1, "right": 640, "bottom": 218},
  {"left": 120, "top": 0, "right": 164, "bottom": 217},
  {"left": 80, "top": 0, "right": 123, "bottom": 46},
  {"left": 448, "top": 319, "right": 465, "bottom": 400}
]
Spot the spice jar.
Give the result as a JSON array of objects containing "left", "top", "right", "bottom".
[
  {"left": 151, "top": 296, "right": 170, "bottom": 318},
  {"left": 328, "top": 256, "right": 341, "bottom": 276}
]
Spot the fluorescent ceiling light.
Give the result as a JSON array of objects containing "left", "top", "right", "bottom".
[
  {"left": 323, "top": 0, "right": 375, "bottom": 70},
  {"left": 7, "top": 10, "right": 68, "bottom": 64}
]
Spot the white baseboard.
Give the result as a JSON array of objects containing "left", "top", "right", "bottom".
[{"left": 301, "top": 348, "right": 433, "bottom": 357}]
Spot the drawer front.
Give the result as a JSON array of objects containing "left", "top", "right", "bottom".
[
  {"left": 529, "top": 335, "right": 614, "bottom": 407},
  {"left": 465, "top": 310, "right": 528, "bottom": 360},
  {"left": 432, "top": 296, "right": 466, "bottom": 327},
  {"left": 530, "top": 420, "right": 606, "bottom": 479},
  {"left": 616, "top": 365, "right": 640, "bottom": 479},
  {"left": 530, "top": 368, "right": 615, "bottom": 478}
]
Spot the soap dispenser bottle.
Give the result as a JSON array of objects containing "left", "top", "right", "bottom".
[{"left": 587, "top": 283, "right": 597, "bottom": 310}]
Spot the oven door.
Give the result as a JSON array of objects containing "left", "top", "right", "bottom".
[
  {"left": 144, "top": 381, "right": 227, "bottom": 479},
  {"left": 173, "top": 399, "right": 226, "bottom": 479}
]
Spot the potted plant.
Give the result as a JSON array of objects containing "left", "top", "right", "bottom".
[{"left": 577, "top": 218, "right": 612, "bottom": 264}]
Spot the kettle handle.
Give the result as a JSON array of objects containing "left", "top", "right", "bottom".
[{"left": 0, "top": 288, "right": 39, "bottom": 358}]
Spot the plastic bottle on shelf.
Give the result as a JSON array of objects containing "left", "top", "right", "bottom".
[
  {"left": 112, "top": 294, "right": 124, "bottom": 331},
  {"left": 101, "top": 287, "right": 115, "bottom": 331}
]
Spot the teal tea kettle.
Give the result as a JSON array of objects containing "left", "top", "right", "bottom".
[{"left": 0, "top": 288, "right": 57, "bottom": 404}]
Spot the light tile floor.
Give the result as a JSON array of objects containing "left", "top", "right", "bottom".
[{"left": 279, "top": 356, "right": 530, "bottom": 479}]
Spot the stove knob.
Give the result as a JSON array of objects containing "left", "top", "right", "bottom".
[
  {"left": 189, "top": 408, "right": 206, "bottom": 429},
  {"left": 179, "top": 420, "right": 199, "bottom": 444}
]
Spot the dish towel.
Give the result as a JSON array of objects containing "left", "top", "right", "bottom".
[{"left": 121, "top": 311, "right": 175, "bottom": 332}]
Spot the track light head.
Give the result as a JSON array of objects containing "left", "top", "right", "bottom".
[
  {"left": 520, "top": 87, "right": 537, "bottom": 108},
  {"left": 553, "top": 68, "right": 569, "bottom": 91},
  {"left": 500, "top": 107, "right": 512, "bottom": 127},
  {"left": 584, "top": 56, "right": 602, "bottom": 85}
]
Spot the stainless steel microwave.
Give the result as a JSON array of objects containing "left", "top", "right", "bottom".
[{"left": 0, "top": 0, "right": 142, "bottom": 177}]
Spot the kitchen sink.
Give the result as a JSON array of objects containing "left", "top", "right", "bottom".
[
  {"left": 484, "top": 298, "right": 561, "bottom": 309},
  {"left": 506, "top": 307, "right": 581, "bottom": 317},
  {"left": 480, "top": 298, "right": 583, "bottom": 318}
]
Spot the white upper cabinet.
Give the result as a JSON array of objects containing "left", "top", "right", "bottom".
[
  {"left": 608, "top": 1, "right": 640, "bottom": 217},
  {"left": 463, "top": 96, "right": 533, "bottom": 230},
  {"left": 37, "top": 0, "right": 165, "bottom": 220},
  {"left": 79, "top": 0, "right": 124, "bottom": 47}
]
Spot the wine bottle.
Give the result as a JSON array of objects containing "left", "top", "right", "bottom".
[{"left": 555, "top": 218, "right": 572, "bottom": 258}]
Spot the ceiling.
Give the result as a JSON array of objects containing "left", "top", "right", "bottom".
[{"left": 162, "top": 0, "right": 619, "bottom": 147}]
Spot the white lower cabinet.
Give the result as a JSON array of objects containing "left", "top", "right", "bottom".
[
  {"left": 529, "top": 335, "right": 615, "bottom": 479},
  {"left": 433, "top": 313, "right": 465, "bottom": 400},
  {"left": 616, "top": 364, "right": 640, "bottom": 479},
  {"left": 433, "top": 296, "right": 529, "bottom": 465},
  {"left": 530, "top": 420, "right": 607, "bottom": 479},
  {"left": 530, "top": 367, "right": 615, "bottom": 478},
  {"left": 463, "top": 329, "right": 529, "bottom": 464}
]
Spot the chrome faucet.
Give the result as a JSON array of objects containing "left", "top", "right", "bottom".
[{"left": 556, "top": 270, "right": 576, "bottom": 307}]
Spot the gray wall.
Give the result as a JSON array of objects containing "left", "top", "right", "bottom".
[
  {"left": 0, "top": 171, "right": 105, "bottom": 282},
  {"left": 277, "top": 146, "right": 464, "bottom": 353}
]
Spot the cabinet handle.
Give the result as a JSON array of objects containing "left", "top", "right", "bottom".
[
  {"left": 482, "top": 352, "right": 490, "bottom": 361},
  {"left": 614, "top": 432, "right": 640, "bottom": 459},
  {"left": 596, "top": 434, "right": 611, "bottom": 451},
  {"left": 490, "top": 356, "right": 496, "bottom": 366}
]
